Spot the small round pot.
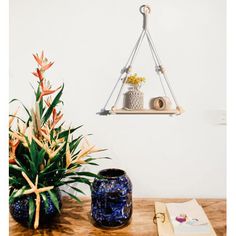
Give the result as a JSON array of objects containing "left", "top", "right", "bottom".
[
  {"left": 9, "top": 188, "right": 62, "bottom": 228},
  {"left": 91, "top": 168, "right": 132, "bottom": 228}
]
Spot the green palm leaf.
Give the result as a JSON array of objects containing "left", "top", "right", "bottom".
[
  {"left": 48, "top": 190, "right": 60, "bottom": 213},
  {"left": 28, "top": 197, "right": 35, "bottom": 227},
  {"left": 61, "top": 190, "right": 82, "bottom": 204},
  {"left": 42, "top": 84, "right": 64, "bottom": 124}
]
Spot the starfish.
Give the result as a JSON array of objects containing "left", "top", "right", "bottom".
[{"left": 22, "top": 171, "right": 54, "bottom": 229}]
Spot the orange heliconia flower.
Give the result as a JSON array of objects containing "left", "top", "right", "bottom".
[
  {"left": 32, "top": 71, "right": 38, "bottom": 77},
  {"left": 37, "top": 69, "right": 43, "bottom": 81},
  {"left": 42, "top": 62, "right": 54, "bottom": 71},
  {"left": 51, "top": 110, "right": 63, "bottom": 129},
  {"left": 39, "top": 82, "right": 61, "bottom": 101},
  {"left": 45, "top": 97, "right": 52, "bottom": 108},
  {"left": 33, "top": 51, "right": 54, "bottom": 72},
  {"left": 70, "top": 138, "right": 106, "bottom": 166},
  {"left": 32, "top": 69, "right": 43, "bottom": 81},
  {"left": 45, "top": 98, "right": 63, "bottom": 129},
  {"left": 9, "top": 139, "right": 20, "bottom": 164},
  {"left": 32, "top": 52, "right": 59, "bottom": 101},
  {"left": 32, "top": 135, "right": 65, "bottom": 159},
  {"left": 33, "top": 53, "right": 43, "bottom": 66}
]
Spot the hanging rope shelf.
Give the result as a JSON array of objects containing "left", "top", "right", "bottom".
[{"left": 99, "top": 5, "right": 184, "bottom": 116}]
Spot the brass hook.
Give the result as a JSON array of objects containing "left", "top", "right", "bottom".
[
  {"left": 153, "top": 212, "right": 166, "bottom": 224},
  {"left": 139, "top": 5, "right": 151, "bottom": 30},
  {"left": 139, "top": 5, "right": 151, "bottom": 14}
]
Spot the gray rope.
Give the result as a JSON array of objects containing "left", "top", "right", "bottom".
[
  {"left": 113, "top": 30, "right": 146, "bottom": 108},
  {"left": 101, "top": 73, "right": 124, "bottom": 111},
  {"left": 128, "top": 30, "right": 146, "bottom": 68},
  {"left": 146, "top": 31, "right": 179, "bottom": 107},
  {"left": 160, "top": 72, "right": 180, "bottom": 107},
  {"left": 102, "top": 30, "right": 145, "bottom": 111},
  {"left": 146, "top": 30, "right": 163, "bottom": 65},
  {"left": 146, "top": 32, "right": 167, "bottom": 96},
  {"left": 125, "top": 29, "right": 145, "bottom": 69}
]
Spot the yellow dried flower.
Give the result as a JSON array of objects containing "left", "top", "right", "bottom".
[{"left": 126, "top": 73, "right": 145, "bottom": 86}]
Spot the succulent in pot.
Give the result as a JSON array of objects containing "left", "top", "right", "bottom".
[{"left": 9, "top": 51, "right": 107, "bottom": 229}]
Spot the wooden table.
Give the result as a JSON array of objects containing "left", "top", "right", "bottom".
[{"left": 9, "top": 197, "right": 226, "bottom": 236}]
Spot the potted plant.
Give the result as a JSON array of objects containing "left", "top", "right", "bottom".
[
  {"left": 123, "top": 73, "right": 145, "bottom": 110},
  {"left": 9, "top": 52, "right": 107, "bottom": 229}
]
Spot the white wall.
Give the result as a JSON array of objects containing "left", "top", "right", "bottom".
[{"left": 10, "top": 0, "right": 226, "bottom": 198}]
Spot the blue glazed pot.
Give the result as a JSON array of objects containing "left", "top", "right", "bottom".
[
  {"left": 9, "top": 188, "right": 62, "bottom": 228},
  {"left": 91, "top": 168, "right": 132, "bottom": 228}
]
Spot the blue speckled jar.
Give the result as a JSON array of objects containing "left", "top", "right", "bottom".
[
  {"left": 91, "top": 168, "right": 132, "bottom": 228},
  {"left": 9, "top": 188, "right": 62, "bottom": 227}
]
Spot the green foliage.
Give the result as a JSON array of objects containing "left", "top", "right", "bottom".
[
  {"left": 48, "top": 190, "right": 61, "bottom": 213},
  {"left": 28, "top": 197, "right": 35, "bottom": 227},
  {"left": 42, "top": 84, "right": 64, "bottom": 124},
  {"left": 61, "top": 190, "right": 82, "bottom": 204}
]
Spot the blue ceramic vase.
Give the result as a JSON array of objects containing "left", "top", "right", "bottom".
[
  {"left": 91, "top": 168, "right": 132, "bottom": 228},
  {"left": 9, "top": 188, "right": 62, "bottom": 227}
]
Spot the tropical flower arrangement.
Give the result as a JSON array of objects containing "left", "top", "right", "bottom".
[
  {"left": 9, "top": 52, "right": 106, "bottom": 229},
  {"left": 126, "top": 73, "right": 145, "bottom": 87}
]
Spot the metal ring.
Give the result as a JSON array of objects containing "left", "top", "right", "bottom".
[
  {"left": 153, "top": 212, "right": 165, "bottom": 224},
  {"left": 139, "top": 5, "right": 151, "bottom": 15}
]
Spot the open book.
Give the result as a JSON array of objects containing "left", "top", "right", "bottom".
[{"left": 154, "top": 200, "right": 216, "bottom": 236}]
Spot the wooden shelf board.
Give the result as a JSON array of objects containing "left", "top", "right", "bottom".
[{"left": 110, "top": 109, "right": 179, "bottom": 115}]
